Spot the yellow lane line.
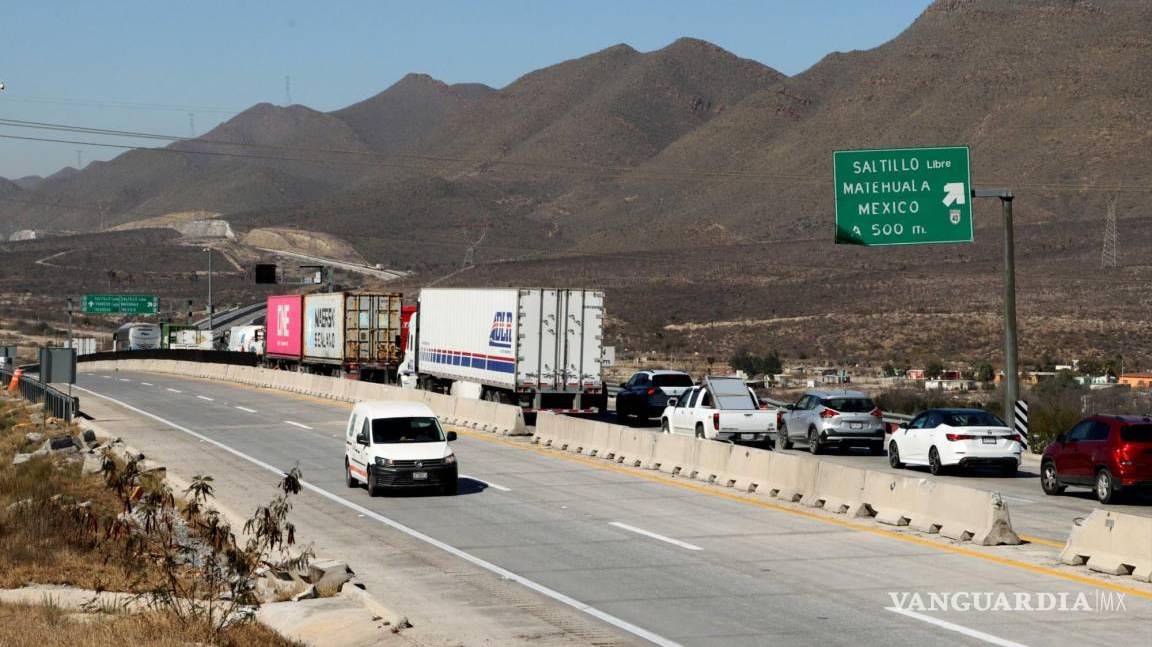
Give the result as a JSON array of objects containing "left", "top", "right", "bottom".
[{"left": 455, "top": 428, "right": 1152, "bottom": 602}]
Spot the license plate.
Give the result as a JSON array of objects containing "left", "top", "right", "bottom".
[
  {"left": 741, "top": 434, "right": 753, "bottom": 440},
  {"left": 412, "top": 471, "right": 428, "bottom": 480},
  {"left": 850, "top": 422, "right": 862, "bottom": 430},
  {"left": 982, "top": 437, "right": 997, "bottom": 445}
]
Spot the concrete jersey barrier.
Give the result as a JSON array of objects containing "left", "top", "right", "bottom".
[
  {"left": 79, "top": 359, "right": 527, "bottom": 436},
  {"left": 1060, "top": 510, "right": 1152, "bottom": 582}
]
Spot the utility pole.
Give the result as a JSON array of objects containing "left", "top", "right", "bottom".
[
  {"left": 205, "top": 248, "right": 214, "bottom": 331},
  {"left": 974, "top": 189, "right": 1018, "bottom": 427},
  {"left": 65, "top": 297, "right": 73, "bottom": 400}
]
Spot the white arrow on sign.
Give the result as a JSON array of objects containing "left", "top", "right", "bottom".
[{"left": 942, "top": 182, "right": 967, "bottom": 207}]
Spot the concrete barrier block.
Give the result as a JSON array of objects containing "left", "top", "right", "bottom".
[
  {"left": 808, "top": 461, "right": 868, "bottom": 517},
  {"left": 763, "top": 452, "right": 819, "bottom": 502},
  {"left": 649, "top": 433, "right": 698, "bottom": 476},
  {"left": 1061, "top": 510, "right": 1152, "bottom": 581},
  {"left": 928, "top": 481, "right": 1019, "bottom": 545},
  {"left": 585, "top": 421, "right": 618, "bottom": 458},
  {"left": 534, "top": 412, "right": 563, "bottom": 447},
  {"left": 613, "top": 428, "right": 657, "bottom": 468},
  {"left": 425, "top": 392, "right": 460, "bottom": 424},
  {"left": 860, "top": 470, "right": 918, "bottom": 527},
  {"left": 721, "top": 446, "right": 774, "bottom": 492},
  {"left": 691, "top": 440, "right": 735, "bottom": 485},
  {"left": 490, "top": 402, "right": 528, "bottom": 436}
]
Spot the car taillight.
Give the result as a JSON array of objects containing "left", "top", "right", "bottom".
[
  {"left": 647, "top": 388, "right": 657, "bottom": 396},
  {"left": 946, "top": 433, "right": 977, "bottom": 442},
  {"left": 820, "top": 408, "right": 840, "bottom": 419},
  {"left": 1115, "top": 443, "right": 1136, "bottom": 465},
  {"left": 870, "top": 408, "right": 884, "bottom": 418},
  {"left": 713, "top": 412, "right": 720, "bottom": 431}
]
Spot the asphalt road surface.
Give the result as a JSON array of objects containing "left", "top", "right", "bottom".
[{"left": 75, "top": 370, "right": 1152, "bottom": 647}]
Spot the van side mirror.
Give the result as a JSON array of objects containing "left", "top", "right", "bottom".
[
  {"left": 356, "top": 432, "right": 368, "bottom": 445},
  {"left": 667, "top": 397, "right": 679, "bottom": 408},
  {"left": 447, "top": 431, "right": 457, "bottom": 441}
]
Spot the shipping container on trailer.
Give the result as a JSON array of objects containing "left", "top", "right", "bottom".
[
  {"left": 265, "top": 292, "right": 403, "bottom": 381},
  {"left": 265, "top": 294, "right": 304, "bottom": 359},
  {"left": 404, "top": 288, "right": 605, "bottom": 412}
]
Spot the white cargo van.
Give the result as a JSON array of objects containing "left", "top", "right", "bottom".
[{"left": 344, "top": 401, "right": 458, "bottom": 496}]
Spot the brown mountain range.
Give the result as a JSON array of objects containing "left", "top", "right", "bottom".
[{"left": 3, "top": 0, "right": 1152, "bottom": 367}]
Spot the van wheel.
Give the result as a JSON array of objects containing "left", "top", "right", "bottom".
[
  {"left": 367, "top": 467, "right": 383, "bottom": 497},
  {"left": 1040, "top": 461, "right": 1065, "bottom": 495},
  {"left": 778, "top": 423, "right": 792, "bottom": 450},
  {"left": 345, "top": 459, "right": 358, "bottom": 488},
  {"left": 695, "top": 423, "right": 705, "bottom": 439},
  {"left": 1095, "top": 468, "right": 1118, "bottom": 504}
]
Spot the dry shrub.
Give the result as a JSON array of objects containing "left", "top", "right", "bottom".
[{"left": 0, "top": 601, "right": 299, "bottom": 647}]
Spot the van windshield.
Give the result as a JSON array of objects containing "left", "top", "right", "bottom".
[{"left": 371, "top": 417, "right": 445, "bottom": 444}]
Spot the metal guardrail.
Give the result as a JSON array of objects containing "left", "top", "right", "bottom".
[{"left": 1, "top": 365, "right": 79, "bottom": 422}]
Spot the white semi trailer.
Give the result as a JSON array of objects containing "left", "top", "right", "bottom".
[{"left": 399, "top": 288, "right": 606, "bottom": 413}]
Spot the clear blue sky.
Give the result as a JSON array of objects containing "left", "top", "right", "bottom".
[{"left": 0, "top": 1, "right": 931, "bottom": 179}]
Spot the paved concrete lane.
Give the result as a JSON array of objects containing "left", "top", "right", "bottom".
[{"left": 76, "top": 370, "right": 1152, "bottom": 647}]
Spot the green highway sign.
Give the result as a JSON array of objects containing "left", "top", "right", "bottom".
[
  {"left": 82, "top": 294, "right": 158, "bottom": 315},
  {"left": 834, "top": 146, "right": 972, "bottom": 246}
]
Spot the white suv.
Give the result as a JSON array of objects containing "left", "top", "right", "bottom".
[{"left": 345, "top": 401, "right": 459, "bottom": 496}]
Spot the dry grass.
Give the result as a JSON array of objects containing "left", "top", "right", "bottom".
[
  {"left": 0, "top": 601, "right": 299, "bottom": 647},
  {"left": 0, "top": 399, "right": 163, "bottom": 591}
]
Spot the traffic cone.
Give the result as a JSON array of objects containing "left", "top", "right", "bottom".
[{"left": 7, "top": 367, "right": 23, "bottom": 393}]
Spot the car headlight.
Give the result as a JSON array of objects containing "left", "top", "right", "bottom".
[
  {"left": 444, "top": 453, "right": 456, "bottom": 465},
  {"left": 375, "top": 456, "right": 393, "bottom": 467}
]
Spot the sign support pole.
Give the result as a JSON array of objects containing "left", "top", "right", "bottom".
[{"left": 974, "top": 189, "right": 1018, "bottom": 428}]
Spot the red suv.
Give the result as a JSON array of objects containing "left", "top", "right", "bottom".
[{"left": 1041, "top": 416, "right": 1152, "bottom": 503}]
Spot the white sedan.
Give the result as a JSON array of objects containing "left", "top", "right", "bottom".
[{"left": 887, "top": 408, "right": 1024, "bottom": 476}]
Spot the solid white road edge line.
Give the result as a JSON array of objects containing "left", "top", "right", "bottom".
[
  {"left": 71, "top": 384, "right": 681, "bottom": 647},
  {"left": 459, "top": 474, "right": 511, "bottom": 492},
  {"left": 885, "top": 607, "right": 1028, "bottom": 647},
  {"left": 284, "top": 420, "right": 313, "bottom": 430},
  {"left": 608, "top": 522, "right": 703, "bottom": 551},
  {"left": 235, "top": 406, "right": 257, "bottom": 413},
  {"left": 197, "top": 395, "right": 215, "bottom": 401}
]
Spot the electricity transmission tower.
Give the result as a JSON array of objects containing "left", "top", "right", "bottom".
[{"left": 1101, "top": 197, "right": 1118, "bottom": 268}]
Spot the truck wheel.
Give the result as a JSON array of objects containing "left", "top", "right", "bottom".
[
  {"left": 695, "top": 423, "right": 705, "bottom": 439},
  {"left": 808, "top": 428, "right": 822, "bottom": 455},
  {"left": 345, "top": 459, "right": 358, "bottom": 488},
  {"left": 778, "top": 423, "right": 792, "bottom": 450}
]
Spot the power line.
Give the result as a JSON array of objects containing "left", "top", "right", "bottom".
[{"left": 0, "top": 95, "right": 240, "bottom": 114}]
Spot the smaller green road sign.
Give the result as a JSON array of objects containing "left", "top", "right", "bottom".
[
  {"left": 82, "top": 294, "right": 158, "bottom": 315},
  {"left": 834, "top": 146, "right": 972, "bottom": 246}
]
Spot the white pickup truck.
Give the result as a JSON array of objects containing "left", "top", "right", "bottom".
[{"left": 659, "top": 376, "right": 778, "bottom": 442}]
